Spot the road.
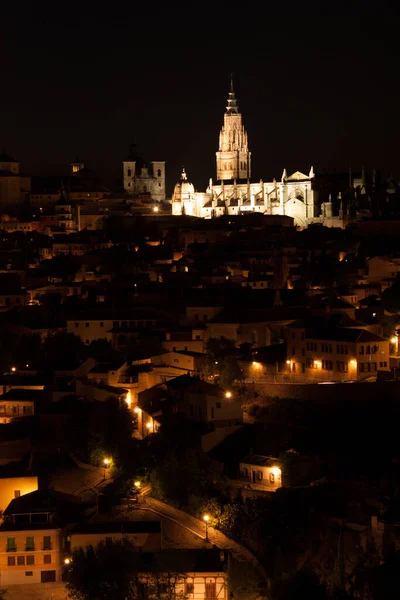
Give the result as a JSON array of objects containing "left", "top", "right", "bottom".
[{"left": 140, "top": 494, "right": 268, "bottom": 582}]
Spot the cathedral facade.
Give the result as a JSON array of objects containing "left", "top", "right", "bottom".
[{"left": 172, "top": 81, "right": 343, "bottom": 228}]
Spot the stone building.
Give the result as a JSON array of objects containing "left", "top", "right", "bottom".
[
  {"left": 171, "top": 81, "right": 345, "bottom": 228},
  {"left": 122, "top": 145, "right": 166, "bottom": 202}
]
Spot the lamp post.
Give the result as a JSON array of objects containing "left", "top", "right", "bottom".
[
  {"left": 103, "top": 458, "right": 110, "bottom": 480},
  {"left": 203, "top": 514, "right": 210, "bottom": 541}
]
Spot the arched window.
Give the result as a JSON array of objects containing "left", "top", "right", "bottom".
[{"left": 127, "top": 168, "right": 132, "bottom": 177}]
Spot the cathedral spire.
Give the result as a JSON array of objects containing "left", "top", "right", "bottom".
[{"left": 226, "top": 74, "right": 239, "bottom": 114}]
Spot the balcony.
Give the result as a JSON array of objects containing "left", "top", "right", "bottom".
[
  {"left": 6, "top": 545, "right": 16, "bottom": 552},
  {"left": 25, "top": 545, "right": 35, "bottom": 551}
]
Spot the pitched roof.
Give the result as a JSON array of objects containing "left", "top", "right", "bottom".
[{"left": 240, "top": 452, "right": 281, "bottom": 467}]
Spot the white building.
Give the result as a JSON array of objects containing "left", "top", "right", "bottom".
[{"left": 172, "top": 80, "right": 343, "bottom": 228}]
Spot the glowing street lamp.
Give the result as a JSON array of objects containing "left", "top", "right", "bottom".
[
  {"left": 203, "top": 514, "right": 210, "bottom": 541},
  {"left": 225, "top": 391, "right": 232, "bottom": 399},
  {"left": 64, "top": 557, "right": 72, "bottom": 566},
  {"left": 134, "top": 481, "right": 141, "bottom": 489},
  {"left": 153, "top": 206, "right": 159, "bottom": 213},
  {"left": 11, "top": 367, "right": 16, "bottom": 373},
  {"left": 103, "top": 458, "right": 110, "bottom": 480}
]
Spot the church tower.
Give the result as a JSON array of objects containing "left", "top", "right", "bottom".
[{"left": 216, "top": 77, "right": 251, "bottom": 182}]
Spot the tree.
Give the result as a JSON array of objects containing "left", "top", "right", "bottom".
[
  {"left": 66, "top": 539, "right": 141, "bottom": 600},
  {"left": 202, "top": 337, "right": 243, "bottom": 386},
  {"left": 87, "top": 339, "right": 123, "bottom": 363},
  {"left": 88, "top": 397, "right": 135, "bottom": 471},
  {"left": 382, "top": 280, "right": 400, "bottom": 314},
  {"left": 66, "top": 539, "right": 187, "bottom": 600},
  {"left": 42, "top": 331, "right": 87, "bottom": 367},
  {"left": 227, "top": 559, "right": 264, "bottom": 600}
]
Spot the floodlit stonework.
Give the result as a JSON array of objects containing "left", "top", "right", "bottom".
[{"left": 172, "top": 81, "right": 344, "bottom": 228}]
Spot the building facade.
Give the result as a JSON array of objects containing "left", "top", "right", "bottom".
[
  {"left": 122, "top": 147, "right": 166, "bottom": 202},
  {"left": 171, "top": 82, "right": 345, "bottom": 228}
]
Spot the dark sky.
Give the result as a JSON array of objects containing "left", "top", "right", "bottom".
[{"left": 1, "top": 1, "right": 396, "bottom": 195}]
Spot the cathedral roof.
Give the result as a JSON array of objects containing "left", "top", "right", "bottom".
[{"left": 286, "top": 171, "right": 310, "bottom": 181}]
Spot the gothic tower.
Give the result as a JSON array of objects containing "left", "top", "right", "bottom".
[{"left": 216, "top": 77, "right": 251, "bottom": 182}]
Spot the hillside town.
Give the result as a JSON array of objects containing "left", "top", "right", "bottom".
[{"left": 0, "top": 139, "right": 399, "bottom": 599}]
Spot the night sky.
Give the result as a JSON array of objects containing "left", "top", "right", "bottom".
[{"left": 1, "top": 2, "right": 395, "bottom": 195}]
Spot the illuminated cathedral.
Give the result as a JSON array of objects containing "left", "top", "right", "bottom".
[{"left": 172, "top": 80, "right": 344, "bottom": 228}]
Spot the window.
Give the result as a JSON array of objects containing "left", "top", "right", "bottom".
[
  {"left": 380, "top": 361, "right": 387, "bottom": 368},
  {"left": 322, "top": 360, "right": 333, "bottom": 370},
  {"left": 26, "top": 536, "right": 34, "bottom": 551},
  {"left": 44, "top": 555, "right": 51, "bottom": 564},
  {"left": 14, "top": 490, "right": 21, "bottom": 498},
  {"left": 7, "top": 538, "right": 16, "bottom": 551},
  {"left": 17, "top": 556, "right": 25, "bottom": 565},
  {"left": 292, "top": 362, "right": 296, "bottom": 372},
  {"left": 206, "top": 582, "right": 216, "bottom": 599},
  {"left": 306, "top": 358, "right": 314, "bottom": 368},
  {"left": 127, "top": 168, "right": 132, "bottom": 177},
  {"left": 216, "top": 402, "right": 221, "bottom": 409},
  {"left": 85, "top": 322, "right": 89, "bottom": 328},
  {"left": 100, "top": 322, "right": 104, "bottom": 327},
  {"left": 26, "top": 555, "right": 35, "bottom": 565},
  {"left": 360, "top": 345, "right": 364, "bottom": 355},
  {"left": 157, "top": 169, "right": 162, "bottom": 177},
  {"left": 75, "top": 322, "right": 79, "bottom": 328},
  {"left": 211, "top": 407, "right": 214, "bottom": 418},
  {"left": 185, "top": 582, "right": 194, "bottom": 594},
  {"left": 269, "top": 473, "right": 275, "bottom": 484},
  {"left": 8, "top": 556, "right": 15, "bottom": 566},
  {"left": 42, "top": 536, "right": 51, "bottom": 551},
  {"left": 337, "top": 361, "right": 348, "bottom": 373},
  {"left": 25, "top": 571, "right": 33, "bottom": 576},
  {"left": 258, "top": 471, "right": 263, "bottom": 480}
]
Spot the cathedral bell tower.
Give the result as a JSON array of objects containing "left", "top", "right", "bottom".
[{"left": 216, "top": 77, "right": 251, "bottom": 182}]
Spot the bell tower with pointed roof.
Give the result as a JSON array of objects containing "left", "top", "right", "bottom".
[{"left": 216, "top": 76, "right": 251, "bottom": 182}]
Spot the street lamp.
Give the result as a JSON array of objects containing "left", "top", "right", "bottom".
[
  {"left": 225, "top": 391, "right": 232, "bottom": 399},
  {"left": 11, "top": 367, "right": 16, "bottom": 373},
  {"left": 134, "top": 480, "right": 141, "bottom": 489},
  {"left": 153, "top": 206, "right": 159, "bottom": 213},
  {"left": 203, "top": 514, "right": 210, "bottom": 541},
  {"left": 64, "top": 557, "right": 72, "bottom": 565},
  {"left": 103, "top": 458, "right": 110, "bottom": 480}
]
